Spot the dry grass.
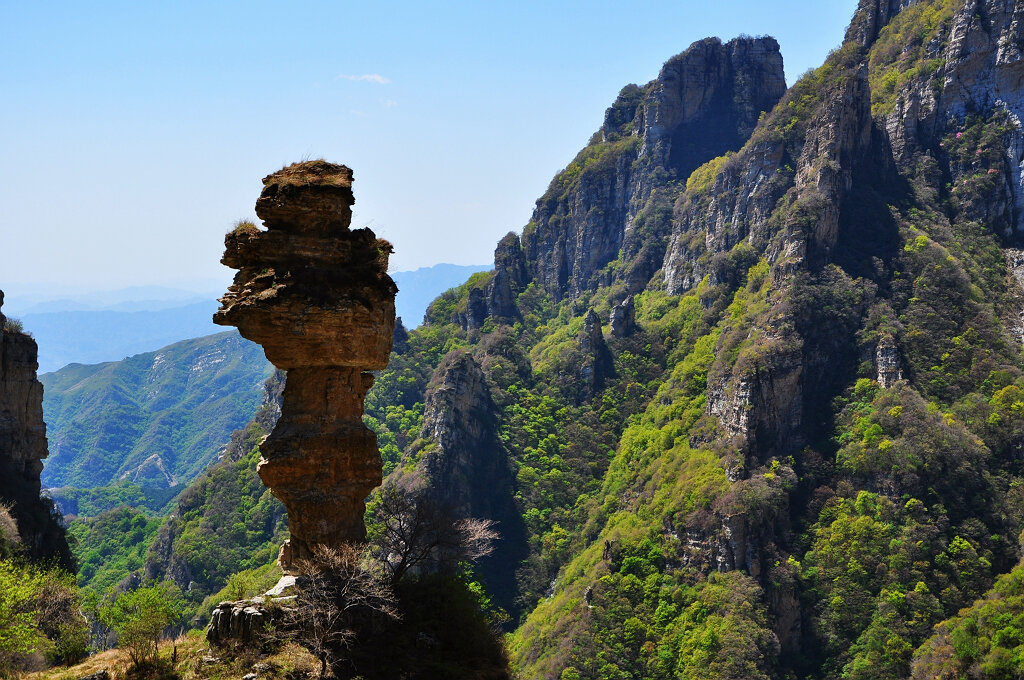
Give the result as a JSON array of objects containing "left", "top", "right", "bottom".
[
  {"left": 0, "top": 502, "right": 20, "bottom": 547},
  {"left": 229, "top": 219, "right": 261, "bottom": 235},
  {"left": 23, "top": 633, "right": 319, "bottom": 680},
  {"left": 263, "top": 160, "right": 352, "bottom": 188}
]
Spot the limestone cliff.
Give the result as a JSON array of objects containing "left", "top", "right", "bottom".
[
  {"left": 521, "top": 36, "right": 787, "bottom": 303},
  {"left": 214, "top": 160, "right": 396, "bottom": 571},
  {"left": 0, "top": 291, "right": 73, "bottom": 569},
  {"left": 403, "top": 350, "right": 527, "bottom": 614},
  {"left": 437, "top": 37, "right": 787, "bottom": 330},
  {"left": 863, "top": 0, "right": 1024, "bottom": 238}
]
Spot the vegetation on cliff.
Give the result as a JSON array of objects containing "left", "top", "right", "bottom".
[{"left": 19, "top": 1, "right": 1024, "bottom": 679}]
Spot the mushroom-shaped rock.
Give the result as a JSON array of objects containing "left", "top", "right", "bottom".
[{"left": 214, "top": 161, "right": 397, "bottom": 572}]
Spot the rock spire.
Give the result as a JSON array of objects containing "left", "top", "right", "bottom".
[
  {"left": 0, "top": 291, "right": 73, "bottom": 568},
  {"left": 214, "top": 160, "right": 397, "bottom": 572}
]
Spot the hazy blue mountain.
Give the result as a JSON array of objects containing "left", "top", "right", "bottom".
[
  {"left": 392, "top": 263, "right": 491, "bottom": 327},
  {"left": 40, "top": 331, "right": 272, "bottom": 490},
  {"left": 26, "top": 301, "right": 222, "bottom": 373},
  {"left": 1, "top": 283, "right": 226, "bottom": 315},
  {"left": 9, "top": 268, "right": 485, "bottom": 372}
]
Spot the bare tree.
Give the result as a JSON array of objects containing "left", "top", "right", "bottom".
[
  {"left": 371, "top": 484, "right": 499, "bottom": 584},
  {"left": 284, "top": 544, "right": 398, "bottom": 679}
]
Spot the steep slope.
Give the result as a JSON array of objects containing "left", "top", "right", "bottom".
[
  {"left": 358, "top": 3, "right": 1024, "bottom": 678},
  {"left": 141, "top": 371, "right": 286, "bottom": 616},
  {"left": 41, "top": 330, "right": 272, "bottom": 491},
  {"left": 521, "top": 37, "right": 787, "bottom": 303},
  {"left": 0, "top": 291, "right": 73, "bottom": 569},
  {"left": 66, "top": 370, "right": 287, "bottom": 620}
]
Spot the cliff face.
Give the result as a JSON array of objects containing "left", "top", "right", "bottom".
[
  {"left": 0, "top": 292, "right": 73, "bottom": 569},
  {"left": 863, "top": 0, "right": 1024, "bottom": 239},
  {"left": 519, "top": 37, "right": 787, "bottom": 304},
  {"left": 214, "top": 161, "right": 396, "bottom": 572},
  {"left": 405, "top": 350, "right": 527, "bottom": 614}
]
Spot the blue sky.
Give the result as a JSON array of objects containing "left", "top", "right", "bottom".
[{"left": 1, "top": 0, "right": 859, "bottom": 293}]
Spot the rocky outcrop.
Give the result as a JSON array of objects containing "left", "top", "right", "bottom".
[
  {"left": 845, "top": 0, "right": 920, "bottom": 47},
  {"left": 875, "top": 335, "right": 903, "bottom": 387},
  {"left": 0, "top": 292, "right": 72, "bottom": 569},
  {"left": 420, "top": 353, "right": 502, "bottom": 512},
  {"left": 214, "top": 161, "right": 396, "bottom": 572},
  {"left": 207, "top": 576, "right": 298, "bottom": 646},
  {"left": 609, "top": 295, "right": 636, "bottom": 338},
  {"left": 578, "top": 309, "right": 614, "bottom": 402},
  {"left": 868, "top": 0, "right": 1024, "bottom": 237},
  {"left": 414, "top": 350, "right": 526, "bottom": 614},
  {"left": 664, "top": 56, "right": 884, "bottom": 293},
  {"left": 484, "top": 233, "right": 528, "bottom": 322},
  {"left": 521, "top": 36, "right": 787, "bottom": 303}
]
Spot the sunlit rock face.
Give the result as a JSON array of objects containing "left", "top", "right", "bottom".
[{"left": 214, "top": 160, "right": 397, "bottom": 572}]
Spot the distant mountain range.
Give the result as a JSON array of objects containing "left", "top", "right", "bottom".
[
  {"left": 40, "top": 331, "right": 272, "bottom": 490},
  {"left": 9, "top": 264, "right": 489, "bottom": 373},
  {"left": 392, "top": 263, "right": 491, "bottom": 327},
  {"left": 26, "top": 301, "right": 223, "bottom": 374}
]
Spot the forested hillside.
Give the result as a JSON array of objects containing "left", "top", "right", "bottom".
[
  {"left": 353, "top": 1, "right": 1024, "bottom": 677},
  {"left": 34, "top": 1, "right": 1024, "bottom": 678},
  {"left": 41, "top": 331, "right": 271, "bottom": 494}
]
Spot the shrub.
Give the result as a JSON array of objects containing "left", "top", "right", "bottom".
[
  {"left": 100, "top": 583, "right": 183, "bottom": 667},
  {"left": 2, "top": 318, "right": 24, "bottom": 334}
]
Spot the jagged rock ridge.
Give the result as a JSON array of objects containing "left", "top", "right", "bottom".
[
  {"left": 520, "top": 36, "right": 787, "bottom": 303},
  {"left": 430, "top": 36, "right": 787, "bottom": 330}
]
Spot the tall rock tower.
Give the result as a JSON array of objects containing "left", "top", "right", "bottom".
[
  {"left": 0, "top": 292, "right": 73, "bottom": 569},
  {"left": 214, "top": 161, "right": 397, "bottom": 572}
]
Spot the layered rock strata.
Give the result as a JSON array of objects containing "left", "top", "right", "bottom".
[
  {"left": 0, "top": 291, "right": 73, "bottom": 568},
  {"left": 214, "top": 161, "right": 396, "bottom": 572},
  {"left": 522, "top": 36, "right": 787, "bottom": 302}
]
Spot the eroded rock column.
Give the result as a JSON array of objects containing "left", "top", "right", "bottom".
[{"left": 214, "top": 161, "right": 396, "bottom": 572}]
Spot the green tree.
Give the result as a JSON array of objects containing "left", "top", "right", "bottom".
[
  {"left": 0, "top": 558, "right": 87, "bottom": 674},
  {"left": 99, "top": 583, "right": 182, "bottom": 667},
  {"left": 0, "top": 559, "right": 47, "bottom": 672}
]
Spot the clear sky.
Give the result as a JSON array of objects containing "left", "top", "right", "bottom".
[{"left": 1, "top": 0, "right": 859, "bottom": 294}]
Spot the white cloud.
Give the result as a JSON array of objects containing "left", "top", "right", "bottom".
[
  {"left": 336, "top": 73, "right": 390, "bottom": 84},
  {"left": 382, "top": 99, "right": 398, "bottom": 108}
]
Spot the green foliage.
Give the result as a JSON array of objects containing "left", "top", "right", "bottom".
[
  {"left": 2, "top": 317, "right": 25, "bottom": 334},
  {"left": 685, "top": 152, "right": 734, "bottom": 195},
  {"left": 0, "top": 558, "right": 87, "bottom": 673},
  {"left": 539, "top": 136, "right": 641, "bottom": 212},
  {"left": 750, "top": 41, "right": 862, "bottom": 154},
  {"left": 99, "top": 583, "right": 183, "bottom": 667},
  {"left": 50, "top": 481, "right": 179, "bottom": 518},
  {"left": 143, "top": 425, "right": 287, "bottom": 622},
  {"left": 912, "top": 560, "right": 1024, "bottom": 679},
  {"left": 867, "top": 0, "right": 955, "bottom": 115},
  {"left": 68, "top": 506, "right": 162, "bottom": 596},
  {"left": 41, "top": 331, "right": 272, "bottom": 489},
  {"left": 512, "top": 568, "right": 778, "bottom": 680}
]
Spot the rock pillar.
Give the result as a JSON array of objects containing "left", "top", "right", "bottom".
[{"left": 214, "top": 161, "right": 396, "bottom": 572}]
